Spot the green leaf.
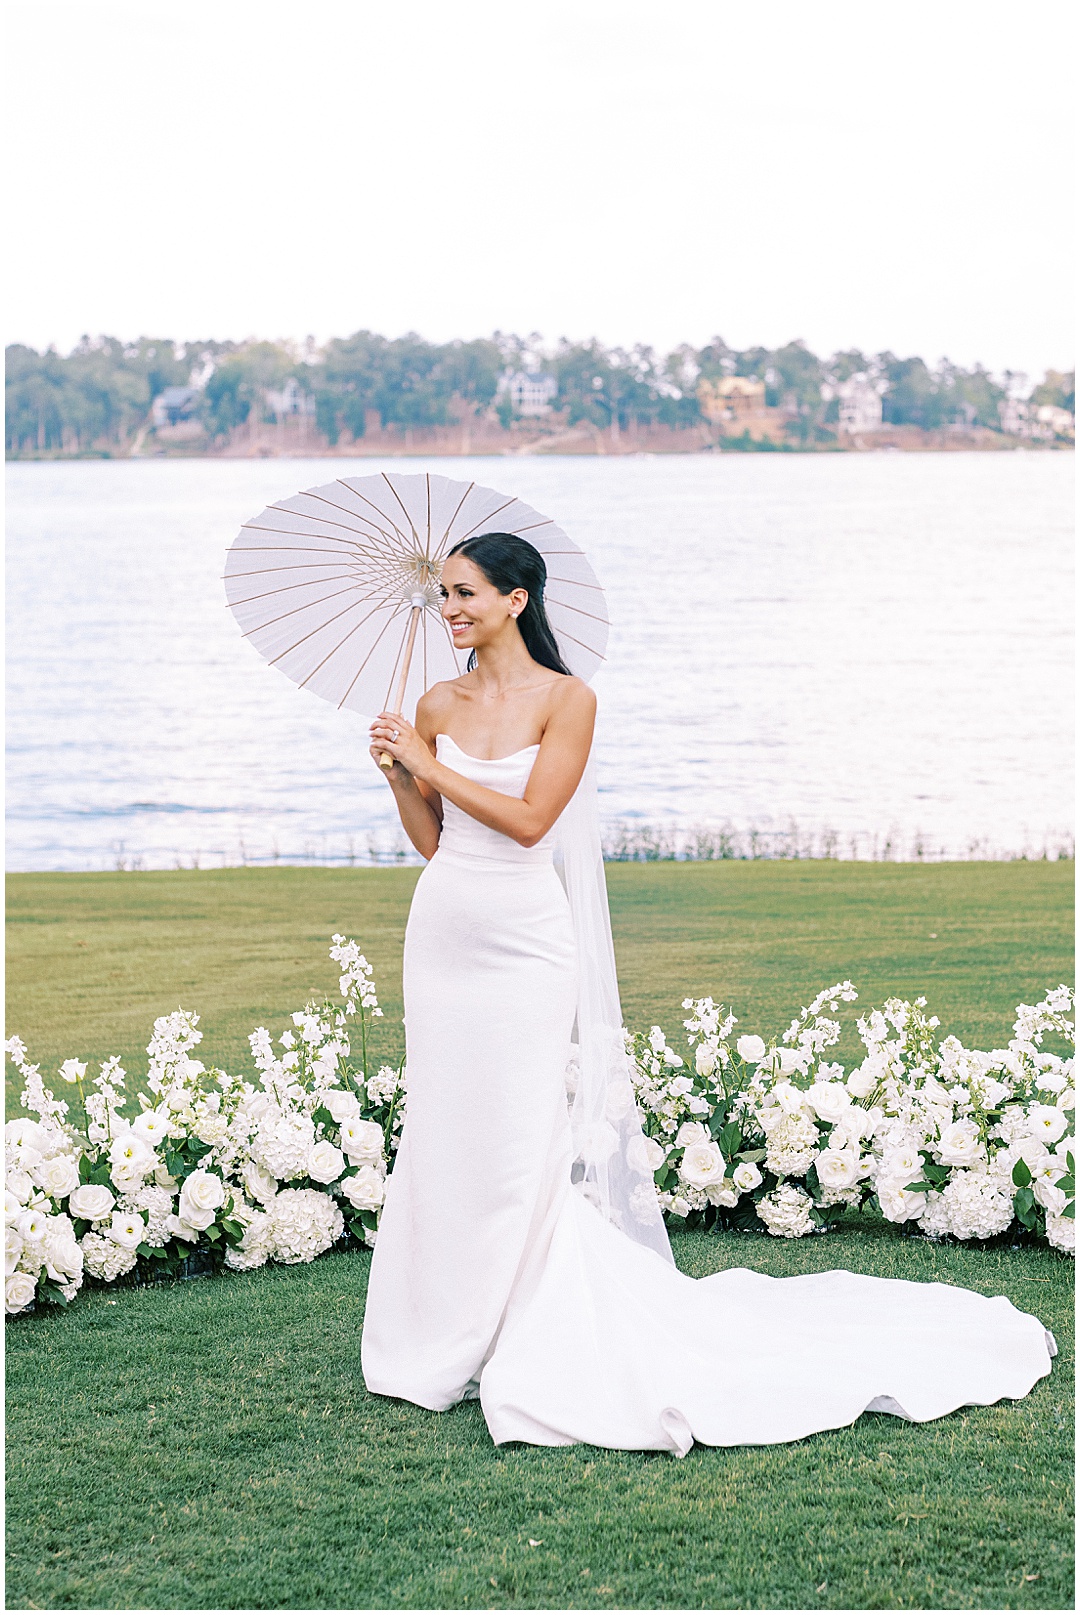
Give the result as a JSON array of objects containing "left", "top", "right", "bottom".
[
  {"left": 220, "top": 1219, "right": 244, "bottom": 1238},
  {"left": 736, "top": 1149, "right": 767, "bottom": 1163},
  {"left": 205, "top": 1225, "right": 221, "bottom": 1243},
  {"left": 312, "top": 1106, "right": 334, "bottom": 1129},
  {"left": 1012, "top": 1159, "right": 1032, "bottom": 1188},
  {"left": 904, "top": 1180, "right": 934, "bottom": 1193},
  {"left": 718, "top": 1122, "right": 742, "bottom": 1158},
  {"left": 1062, "top": 1202, "right": 1075, "bottom": 1219}
]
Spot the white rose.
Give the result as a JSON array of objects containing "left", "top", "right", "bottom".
[
  {"left": 242, "top": 1162, "right": 279, "bottom": 1205},
  {"left": 880, "top": 1146, "right": 922, "bottom": 1182},
  {"left": 1055, "top": 1088, "right": 1075, "bottom": 1112},
  {"left": 777, "top": 1047, "right": 804, "bottom": 1076},
  {"left": 165, "top": 1213, "right": 199, "bottom": 1242},
  {"left": 736, "top": 1035, "right": 766, "bottom": 1063},
  {"left": 706, "top": 1181, "right": 740, "bottom": 1207},
  {"left": 324, "top": 1088, "right": 361, "bottom": 1124},
  {"left": 6, "top": 1227, "right": 23, "bottom": 1275},
  {"left": 177, "top": 1169, "right": 225, "bottom": 1231},
  {"left": 131, "top": 1108, "right": 171, "bottom": 1147},
  {"left": 674, "top": 1121, "right": 710, "bottom": 1149},
  {"left": 669, "top": 1195, "right": 691, "bottom": 1218},
  {"left": 626, "top": 1134, "right": 667, "bottom": 1174},
  {"left": 339, "top": 1118, "right": 385, "bottom": 1165},
  {"left": 6, "top": 1172, "right": 34, "bottom": 1209},
  {"left": 773, "top": 1081, "right": 811, "bottom": 1116},
  {"left": 108, "top": 1210, "right": 146, "bottom": 1250},
  {"left": 308, "top": 1140, "right": 346, "bottom": 1185},
  {"left": 44, "top": 1227, "right": 84, "bottom": 1281},
  {"left": 34, "top": 1153, "right": 81, "bottom": 1200},
  {"left": 846, "top": 1067, "right": 877, "bottom": 1099},
  {"left": 805, "top": 1083, "right": 850, "bottom": 1124},
  {"left": 814, "top": 1148, "right": 860, "bottom": 1189},
  {"left": 68, "top": 1183, "right": 116, "bottom": 1222},
  {"left": 732, "top": 1161, "right": 763, "bottom": 1192},
  {"left": 695, "top": 1044, "right": 718, "bottom": 1077},
  {"left": 6, "top": 1272, "right": 37, "bottom": 1314},
  {"left": 937, "top": 1120, "right": 985, "bottom": 1167},
  {"left": 1032, "top": 1175, "right": 1068, "bottom": 1215},
  {"left": 877, "top": 1182, "right": 928, "bottom": 1223},
  {"left": 604, "top": 1079, "right": 635, "bottom": 1121},
  {"left": 1027, "top": 1105, "right": 1068, "bottom": 1145},
  {"left": 6, "top": 1119, "right": 46, "bottom": 1158},
  {"left": 678, "top": 1141, "right": 725, "bottom": 1189},
  {"left": 342, "top": 1166, "right": 385, "bottom": 1211}
]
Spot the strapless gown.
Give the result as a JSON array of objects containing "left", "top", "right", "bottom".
[{"left": 360, "top": 737, "right": 1055, "bottom": 1454}]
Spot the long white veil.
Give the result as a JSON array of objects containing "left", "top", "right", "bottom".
[{"left": 554, "top": 749, "right": 674, "bottom": 1264}]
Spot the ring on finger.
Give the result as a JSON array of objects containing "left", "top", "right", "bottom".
[{"left": 391, "top": 728, "right": 400, "bottom": 741}]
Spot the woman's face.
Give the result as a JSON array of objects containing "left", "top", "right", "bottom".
[{"left": 439, "top": 555, "right": 526, "bottom": 652}]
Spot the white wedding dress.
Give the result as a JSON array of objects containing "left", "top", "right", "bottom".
[{"left": 361, "top": 737, "right": 1055, "bottom": 1455}]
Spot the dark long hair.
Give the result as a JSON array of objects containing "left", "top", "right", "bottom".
[{"left": 446, "top": 532, "right": 571, "bottom": 675}]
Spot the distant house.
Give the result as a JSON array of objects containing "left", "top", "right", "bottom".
[
  {"left": 264, "top": 375, "right": 316, "bottom": 420},
  {"left": 697, "top": 375, "right": 765, "bottom": 424},
  {"left": 834, "top": 373, "right": 884, "bottom": 435},
  {"left": 497, "top": 370, "right": 558, "bottom": 417},
  {"left": 151, "top": 386, "right": 200, "bottom": 428},
  {"left": 999, "top": 398, "right": 1075, "bottom": 440}
]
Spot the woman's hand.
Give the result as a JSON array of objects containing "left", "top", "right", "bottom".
[{"left": 369, "top": 712, "right": 434, "bottom": 783}]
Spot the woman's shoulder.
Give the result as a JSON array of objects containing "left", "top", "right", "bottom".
[{"left": 549, "top": 673, "right": 596, "bottom": 714}]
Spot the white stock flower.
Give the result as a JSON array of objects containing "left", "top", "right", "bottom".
[
  {"left": 936, "top": 1120, "right": 985, "bottom": 1168},
  {"left": 674, "top": 1121, "right": 710, "bottom": 1149},
  {"left": 177, "top": 1169, "right": 225, "bottom": 1232},
  {"left": 307, "top": 1140, "right": 346, "bottom": 1185},
  {"left": 736, "top": 1035, "right": 766, "bottom": 1063},
  {"left": 731, "top": 1161, "right": 763, "bottom": 1192},
  {"left": 108, "top": 1211, "right": 146, "bottom": 1250},
  {"left": 815, "top": 1148, "right": 860, "bottom": 1190},
  {"left": 6, "top": 1272, "right": 37, "bottom": 1314},
  {"left": 68, "top": 1183, "right": 116, "bottom": 1222},
  {"left": 678, "top": 1141, "right": 725, "bottom": 1189},
  {"left": 34, "top": 1153, "right": 81, "bottom": 1200},
  {"left": 342, "top": 1166, "right": 385, "bottom": 1211},
  {"left": 1027, "top": 1105, "right": 1068, "bottom": 1145},
  {"left": 805, "top": 1083, "right": 850, "bottom": 1124},
  {"left": 324, "top": 1088, "right": 361, "bottom": 1124}
]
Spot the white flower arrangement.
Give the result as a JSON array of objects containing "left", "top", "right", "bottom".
[
  {"left": 630, "top": 980, "right": 1074, "bottom": 1252},
  {"left": 5, "top": 949, "right": 1072, "bottom": 1321},
  {"left": 4, "top": 936, "right": 404, "bottom": 1316}
]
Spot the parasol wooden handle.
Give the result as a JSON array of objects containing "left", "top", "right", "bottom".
[{"left": 379, "top": 601, "right": 425, "bottom": 769}]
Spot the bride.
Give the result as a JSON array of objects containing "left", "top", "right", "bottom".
[{"left": 361, "top": 531, "right": 1053, "bottom": 1455}]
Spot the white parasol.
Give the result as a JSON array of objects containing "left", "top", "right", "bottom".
[{"left": 223, "top": 471, "right": 609, "bottom": 732}]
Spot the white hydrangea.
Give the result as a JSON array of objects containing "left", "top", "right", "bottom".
[
  {"left": 118, "top": 1184, "right": 175, "bottom": 1245},
  {"left": 225, "top": 1208, "right": 276, "bottom": 1272},
  {"left": 1045, "top": 1212, "right": 1075, "bottom": 1254},
  {"left": 756, "top": 1183, "right": 816, "bottom": 1239},
  {"left": 764, "top": 1113, "right": 819, "bottom": 1177},
  {"left": 252, "top": 1111, "right": 316, "bottom": 1180},
  {"left": 919, "top": 1171, "right": 1015, "bottom": 1241},
  {"left": 268, "top": 1189, "right": 344, "bottom": 1265},
  {"left": 81, "top": 1231, "right": 138, "bottom": 1282}
]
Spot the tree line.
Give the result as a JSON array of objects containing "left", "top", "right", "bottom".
[{"left": 5, "top": 328, "right": 1075, "bottom": 455}]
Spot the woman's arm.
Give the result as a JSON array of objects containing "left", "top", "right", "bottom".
[
  {"left": 367, "top": 692, "right": 444, "bottom": 860},
  {"left": 372, "top": 679, "right": 596, "bottom": 849}
]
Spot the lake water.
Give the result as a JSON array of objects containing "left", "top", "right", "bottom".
[{"left": 6, "top": 453, "right": 1073, "bottom": 870}]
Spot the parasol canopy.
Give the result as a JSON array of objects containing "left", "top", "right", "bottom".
[{"left": 224, "top": 471, "right": 608, "bottom": 720}]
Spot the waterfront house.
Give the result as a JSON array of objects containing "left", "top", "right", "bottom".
[
  {"left": 151, "top": 385, "right": 200, "bottom": 428},
  {"left": 835, "top": 372, "right": 884, "bottom": 435},
  {"left": 696, "top": 375, "right": 766, "bottom": 424},
  {"left": 497, "top": 370, "right": 558, "bottom": 416}
]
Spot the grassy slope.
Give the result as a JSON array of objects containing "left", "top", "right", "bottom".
[{"left": 5, "top": 863, "right": 1075, "bottom": 1610}]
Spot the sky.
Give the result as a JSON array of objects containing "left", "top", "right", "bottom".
[{"left": 5, "top": 0, "right": 1074, "bottom": 379}]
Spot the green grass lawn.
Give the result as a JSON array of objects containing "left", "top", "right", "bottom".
[{"left": 5, "top": 862, "right": 1075, "bottom": 1610}]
